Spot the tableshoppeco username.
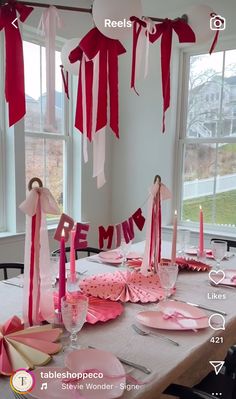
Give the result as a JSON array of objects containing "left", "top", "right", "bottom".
[{"left": 40, "top": 371, "right": 103, "bottom": 380}]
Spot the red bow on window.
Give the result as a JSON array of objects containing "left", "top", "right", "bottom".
[
  {"left": 69, "top": 27, "right": 126, "bottom": 140},
  {"left": 149, "top": 19, "right": 195, "bottom": 133},
  {"left": 0, "top": 0, "right": 34, "bottom": 126}
]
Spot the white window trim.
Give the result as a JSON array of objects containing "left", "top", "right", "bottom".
[
  {"left": 176, "top": 37, "right": 236, "bottom": 238},
  {"left": 0, "top": 26, "right": 81, "bottom": 236}
]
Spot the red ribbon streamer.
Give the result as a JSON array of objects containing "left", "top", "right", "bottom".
[
  {"left": 0, "top": 0, "right": 34, "bottom": 126},
  {"left": 69, "top": 28, "right": 126, "bottom": 139},
  {"left": 149, "top": 19, "right": 195, "bottom": 133},
  {"left": 28, "top": 214, "right": 36, "bottom": 327},
  {"left": 209, "top": 13, "right": 224, "bottom": 55},
  {"left": 60, "top": 65, "right": 70, "bottom": 99}
]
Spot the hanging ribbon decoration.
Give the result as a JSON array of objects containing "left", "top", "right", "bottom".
[
  {"left": 149, "top": 18, "right": 195, "bottom": 133},
  {"left": 19, "top": 178, "right": 60, "bottom": 326},
  {"left": 38, "top": 6, "right": 61, "bottom": 132},
  {"left": 69, "top": 27, "right": 126, "bottom": 188},
  {"left": 141, "top": 176, "right": 171, "bottom": 275},
  {"left": 0, "top": 0, "right": 34, "bottom": 126},
  {"left": 130, "top": 16, "right": 156, "bottom": 95},
  {"left": 60, "top": 65, "right": 69, "bottom": 99},
  {"left": 209, "top": 13, "right": 225, "bottom": 54}
]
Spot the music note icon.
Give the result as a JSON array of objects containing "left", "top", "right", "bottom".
[{"left": 41, "top": 383, "right": 48, "bottom": 390}]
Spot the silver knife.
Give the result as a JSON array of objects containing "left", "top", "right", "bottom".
[
  {"left": 172, "top": 299, "right": 227, "bottom": 316},
  {"left": 88, "top": 346, "right": 151, "bottom": 374}
]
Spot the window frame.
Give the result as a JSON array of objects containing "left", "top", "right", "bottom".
[
  {"left": 23, "top": 31, "right": 73, "bottom": 225},
  {"left": 176, "top": 39, "right": 236, "bottom": 235},
  {"left": 0, "top": 27, "right": 77, "bottom": 234}
]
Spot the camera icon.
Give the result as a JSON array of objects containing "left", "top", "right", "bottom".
[{"left": 210, "top": 14, "right": 226, "bottom": 31}]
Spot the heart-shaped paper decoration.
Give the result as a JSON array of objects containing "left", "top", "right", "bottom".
[{"left": 209, "top": 270, "right": 225, "bottom": 285}]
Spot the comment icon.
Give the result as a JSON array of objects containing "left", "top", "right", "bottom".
[{"left": 208, "top": 314, "right": 225, "bottom": 331}]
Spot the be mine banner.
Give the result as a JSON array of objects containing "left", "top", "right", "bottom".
[{"left": 54, "top": 208, "right": 146, "bottom": 249}]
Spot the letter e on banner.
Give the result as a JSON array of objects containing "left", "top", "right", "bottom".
[
  {"left": 99, "top": 226, "right": 114, "bottom": 249},
  {"left": 74, "top": 223, "right": 90, "bottom": 249},
  {"left": 54, "top": 213, "right": 74, "bottom": 242}
]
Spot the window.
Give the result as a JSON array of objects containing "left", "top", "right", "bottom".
[
  {"left": 23, "top": 40, "right": 68, "bottom": 216},
  {"left": 179, "top": 49, "right": 236, "bottom": 230}
]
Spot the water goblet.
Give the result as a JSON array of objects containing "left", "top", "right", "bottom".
[
  {"left": 61, "top": 294, "right": 88, "bottom": 351},
  {"left": 120, "top": 238, "right": 132, "bottom": 266},
  {"left": 211, "top": 240, "right": 227, "bottom": 270},
  {"left": 158, "top": 263, "right": 179, "bottom": 301}
]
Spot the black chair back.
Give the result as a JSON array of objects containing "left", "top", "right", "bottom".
[
  {"left": 51, "top": 247, "right": 100, "bottom": 263},
  {"left": 0, "top": 263, "right": 24, "bottom": 280}
]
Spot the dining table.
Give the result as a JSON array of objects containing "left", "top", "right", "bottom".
[{"left": 0, "top": 240, "right": 236, "bottom": 399}]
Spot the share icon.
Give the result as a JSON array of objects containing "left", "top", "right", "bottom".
[{"left": 209, "top": 361, "right": 225, "bottom": 375}]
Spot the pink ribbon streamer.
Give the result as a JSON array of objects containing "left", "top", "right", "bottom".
[
  {"left": 38, "top": 6, "right": 61, "bottom": 132},
  {"left": 162, "top": 311, "right": 207, "bottom": 331},
  {"left": 19, "top": 188, "right": 60, "bottom": 326},
  {"left": 141, "top": 182, "right": 171, "bottom": 275}
]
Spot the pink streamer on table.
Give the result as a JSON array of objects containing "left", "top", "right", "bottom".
[
  {"left": 141, "top": 182, "right": 171, "bottom": 275},
  {"left": 162, "top": 311, "right": 207, "bottom": 331},
  {"left": 38, "top": 6, "right": 61, "bottom": 132},
  {"left": 19, "top": 188, "right": 60, "bottom": 326}
]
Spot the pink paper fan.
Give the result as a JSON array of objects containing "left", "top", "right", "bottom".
[
  {"left": 0, "top": 316, "right": 62, "bottom": 376},
  {"left": 80, "top": 270, "right": 172, "bottom": 303},
  {"left": 54, "top": 292, "right": 124, "bottom": 324}
]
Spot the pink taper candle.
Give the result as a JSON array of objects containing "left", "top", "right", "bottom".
[
  {"left": 199, "top": 205, "right": 204, "bottom": 255},
  {"left": 171, "top": 210, "right": 178, "bottom": 263},
  {"left": 70, "top": 228, "right": 76, "bottom": 276},
  {"left": 58, "top": 229, "right": 66, "bottom": 312}
]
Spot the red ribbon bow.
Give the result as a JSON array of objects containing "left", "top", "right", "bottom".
[
  {"left": 149, "top": 19, "right": 195, "bottom": 133},
  {"left": 69, "top": 27, "right": 126, "bottom": 140},
  {"left": 0, "top": 0, "right": 34, "bottom": 126}
]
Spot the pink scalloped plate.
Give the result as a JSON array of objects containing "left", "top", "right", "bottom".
[
  {"left": 99, "top": 251, "right": 122, "bottom": 260},
  {"left": 136, "top": 300, "right": 209, "bottom": 331},
  {"left": 185, "top": 248, "right": 212, "bottom": 256}
]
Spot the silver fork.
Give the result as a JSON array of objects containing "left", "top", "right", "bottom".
[{"left": 132, "top": 324, "right": 180, "bottom": 346}]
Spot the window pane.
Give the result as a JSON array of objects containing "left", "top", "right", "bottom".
[
  {"left": 222, "top": 50, "right": 236, "bottom": 137},
  {"left": 24, "top": 41, "right": 64, "bottom": 134},
  {"left": 187, "top": 52, "right": 223, "bottom": 138},
  {"left": 182, "top": 143, "right": 236, "bottom": 227},
  {"left": 25, "top": 137, "right": 64, "bottom": 214}
]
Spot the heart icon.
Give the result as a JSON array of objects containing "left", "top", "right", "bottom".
[{"left": 209, "top": 270, "right": 225, "bottom": 285}]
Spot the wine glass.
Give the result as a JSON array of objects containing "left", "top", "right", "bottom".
[
  {"left": 119, "top": 238, "right": 132, "bottom": 266},
  {"left": 61, "top": 294, "right": 88, "bottom": 351},
  {"left": 158, "top": 263, "right": 179, "bottom": 301},
  {"left": 211, "top": 240, "right": 227, "bottom": 270}
]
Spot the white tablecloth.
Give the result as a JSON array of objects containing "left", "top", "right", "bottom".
[{"left": 1, "top": 241, "right": 236, "bottom": 399}]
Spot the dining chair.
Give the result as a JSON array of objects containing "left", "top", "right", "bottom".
[
  {"left": 0, "top": 263, "right": 24, "bottom": 280},
  {"left": 164, "top": 383, "right": 217, "bottom": 398},
  {"left": 51, "top": 247, "right": 101, "bottom": 263},
  {"left": 210, "top": 238, "right": 236, "bottom": 252}
]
